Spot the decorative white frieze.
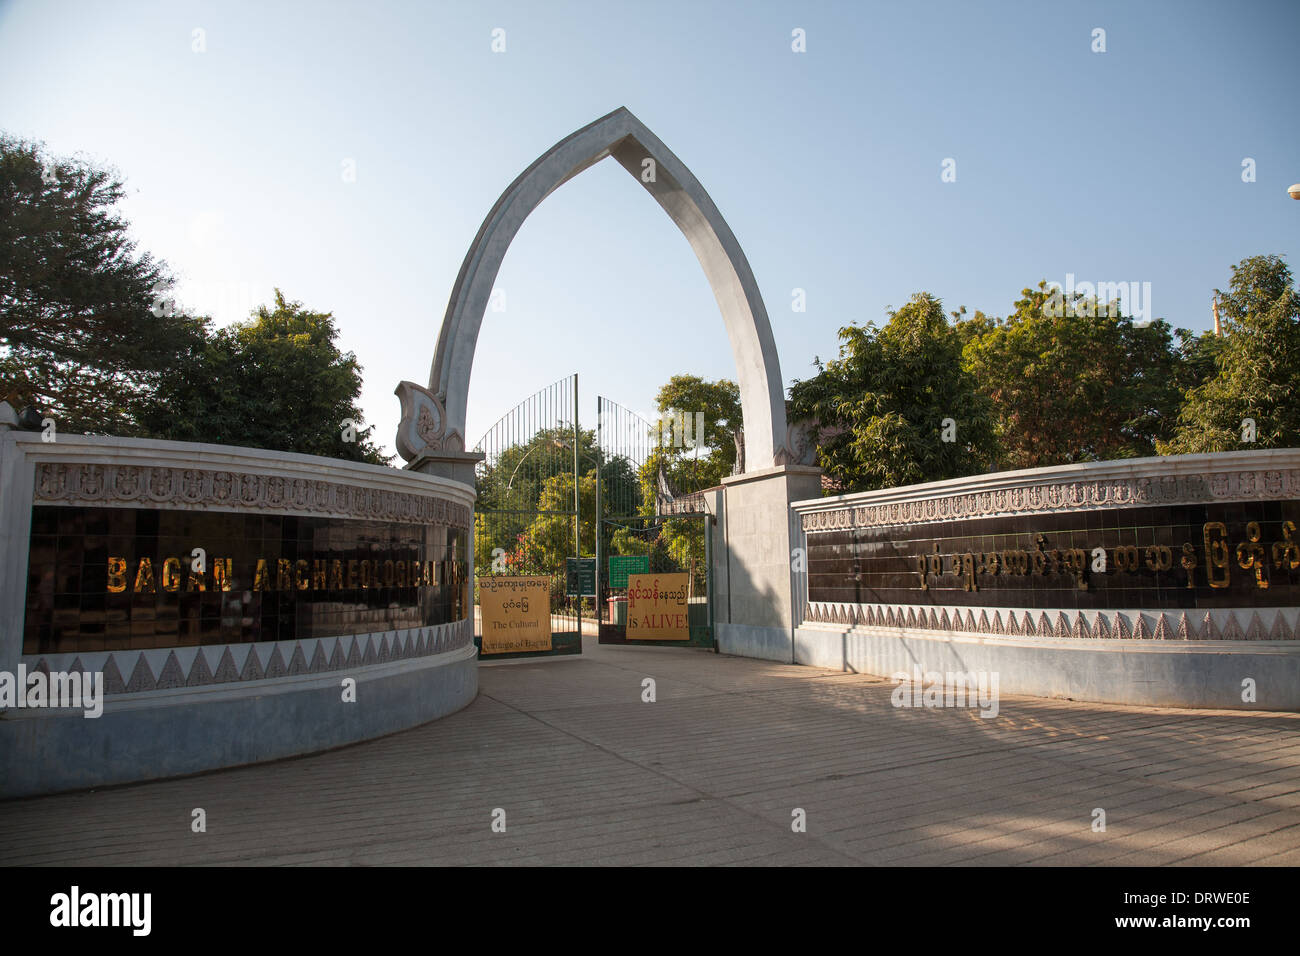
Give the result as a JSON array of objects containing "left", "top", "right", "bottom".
[
  {"left": 23, "top": 618, "right": 474, "bottom": 697},
  {"left": 32, "top": 461, "right": 473, "bottom": 529},
  {"left": 800, "top": 602, "right": 1300, "bottom": 643},
  {"left": 800, "top": 465, "right": 1300, "bottom": 533}
]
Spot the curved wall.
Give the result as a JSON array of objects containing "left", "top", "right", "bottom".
[
  {"left": 0, "top": 432, "right": 478, "bottom": 798},
  {"left": 792, "top": 450, "right": 1300, "bottom": 711}
]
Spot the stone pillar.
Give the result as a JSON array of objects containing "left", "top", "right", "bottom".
[
  {"left": 407, "top": 451, "right": 484, "bottom": 489},
  {"left": 0, "top": 405, "right": 28, "bottom": 683},
  {"left": 714, "top": 464, "right": 822, "bottom": 662},
  {"left": 408, "top": 452, "right": 483, "bottom": 611}
]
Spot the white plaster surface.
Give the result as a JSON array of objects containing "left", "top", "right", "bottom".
[{"left": 427, "top": 107, "right": 790, "bottom": 471}]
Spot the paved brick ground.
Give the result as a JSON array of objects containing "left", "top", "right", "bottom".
[{"left": 3, "top": 640, "right": 1299, "bottom": 866}]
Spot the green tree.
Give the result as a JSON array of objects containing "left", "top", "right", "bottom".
[
  {"left": 789, "top": 292, "right": 996, "bottom": 492},
  {"left": 605, "top": 375, "right": 738, "bottom": 593},
  {"left": 519, "top": 469, "right": 600, "bottom": 568},
  {"left": 639, "top": 375, "right": 742, "bottom": 505},
  {"left": 1161, "top": 255, "right": 1300, "bottom": 453},
  {"left": 960, "top": 282, "right": 1185, "bottom": 469},
  {"left": 0, "top": 135, "right": 206, "bottom": 435},
  {"left": 473, "top": 424, "right": 638, "bottom": 575},
  {"left": 144, "top": 290, "right": 389, "bottom": 463},
  {"left": 1171, "top": 327, "right": 1225, "bottom": 399},
  {"left": 475, "top": 426, "right": 598, "bottom": 515}
]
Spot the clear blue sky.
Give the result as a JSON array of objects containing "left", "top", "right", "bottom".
[{"left": 2, "top": 0, "right": 1297, "bottom": 457}]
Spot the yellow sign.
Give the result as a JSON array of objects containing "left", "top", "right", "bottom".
[
  {"left": 478, "top": 576, "right": 552, "bottom": 654},
  {"left": 626, "top": 572, "right": 690, "bottom": 640}
]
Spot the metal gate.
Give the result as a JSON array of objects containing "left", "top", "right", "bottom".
[
  {"left": 595, "top": 396, "right": 715, "bottom": 648},
  {"left": 471, "top": 374, "right": 589, "bottom": 659}
]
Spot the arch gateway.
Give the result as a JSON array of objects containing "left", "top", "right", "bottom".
[
  {"left": 393, "top": 106, "right": 794, "bottom": 475},
  {"left": 394, "top": 107, "right": 824, "bottom": 661},
  {"left": 395, "top": 107, "right": 1300, "bottom": 688}
]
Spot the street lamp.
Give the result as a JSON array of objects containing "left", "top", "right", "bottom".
[{"left": 504, "top": 438, "right": 564, "bottom": 499}]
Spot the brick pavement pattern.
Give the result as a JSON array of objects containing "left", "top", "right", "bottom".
[{"left": 3, "top": 640, "right": 1299, "bottom": 865}]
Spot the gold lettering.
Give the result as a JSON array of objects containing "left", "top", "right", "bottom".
[
  {"left": 330, "top": 559, "right": 344, "bottom": 590},
  {"left": 162, "top": 556, "right": 182, "bottom": 592},
  {"left": 312, "top": 559, "right": 328, "bottom": 590},
  {"left": 1030, "top": 541, "right": 1046, "bottom": 575},
  {"left": 254, "top": 558, "right": 271, "bottom": 591},
  {"left": 1236, "top": 521, "right": 1268, "bottom": 589},
  {"left": 396, "top": 560, "right": 408, "bottom": 587},
  {"left": 454, "top": 561, "right": 467, "bottom": 616},
  {"left": 133, "top": 558, "right": 155, "bottom": 593},
  {"left": 1274, "top": 521, "right": 1300, "bottom": 571},
  {"left": 382, "top": 559, "right": 395, "bottom": 587},
  {"left": 276, "top": 558, "right": 293, "bottom": 590},
  {"left": 295, "top": 559, "right": 310, "bottom": 590},
  {"left": 107, "top": 557, "right": 127, "bottom": 593},
  {"left": 1180, "top": 542, "right": 1198, "bottom": 588},
  {"left": 914, "top": 554, "right": 929, "bottom": 590},
  {"left": 360, "top": 560, "right": 372, "bottom": 589},
  {"left": 213, "top": 558, "right": 232, "bottom": 591},
  {"left": 347, "top": 560, "right": 359, "bottom": 589},
  {"left": 1064, "top": 548, "right": 1088, "bottom": 589},
  {"left": 959, "top": 553, "right": 976, "bottom": 591},
  {"left": 1113, "top": 545, "right": 1139, "bottom": 572},
  {"left": 1144, "top": 545, "right": 1173, "bottom": 572},
  {"left": 186, "top": 565, "right": 206, "bottom": 591},
  {"left": 1203, "top": 522, "right": 1230, "bottom": 588}
]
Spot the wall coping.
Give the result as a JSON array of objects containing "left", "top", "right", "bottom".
[
  {"left": 3, "top": 432, "right": 475, "bottom": 502},
  {"left": 791, "top": 448, "right": 1300, "bottom": 530},
  {"left": 721, "top": 463, "right": 822, "bottom": 487},
  {"left": 3, "top": 432, "right": 476, "bottom": 530}
]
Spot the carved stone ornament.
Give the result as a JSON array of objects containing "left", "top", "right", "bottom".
[
  {"left": 800, "top": 602, "right": 1299, "bottom": 643},
  {"left": 24, "top": 619, "right": 474, "bottom": 697},
  {"left": 800, "top": 469, "right": 1300, "bottom": 533},
  {"left": 394, "top": 381, "right": 465, "bottom": 461},
  {"left": 33, "top": 461, "right": 472, "bottom": 529},
  {"left": 784, "top": 420, "right": 823, "bottom": 467}
]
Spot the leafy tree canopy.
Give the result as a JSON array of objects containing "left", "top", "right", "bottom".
[
  {"left": 475, "top": 425, "right": 599, "bottom": 515},
  {"left": 960, "top": 282, "right": 1185, "bottom": 470},
  {"left": 789, "top": 292, "right": 996, "bottom": 492},
  {"left": 1161, "top": 254, "right": 1300, "bottom": 453},
  {"left": 143, "top": 290, "right": 389, "bottom": 464},
  {"left": 472, "top": 424, "right": 638, "bottom": 576},
  {"left": 0, "top": 135, "right": 206, "bottom": 435},
  {"left": 638, "top": 375, "right": 741, "bottom": 511}
]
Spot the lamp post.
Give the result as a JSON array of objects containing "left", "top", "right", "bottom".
[
  {"left": 504, "top": 438, "right": 563, "bottom": 503},
  {"left": 555, "top": 435, "right": 605, "bottom": 624}
]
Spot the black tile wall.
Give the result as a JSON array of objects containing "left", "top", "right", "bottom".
[
  {"left": 805, "top": 501, "right": 1300, "bottom": 611},
  {"left": 23, "top": 505, "right": 470, "bottom": 655}
]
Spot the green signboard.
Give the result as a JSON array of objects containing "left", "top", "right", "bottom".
[
  {"left": 565, "top": 557, "right": 596, "bottom": 597},
  {"left": 607, "top": 554, "right": 650, "bottom": 589}
]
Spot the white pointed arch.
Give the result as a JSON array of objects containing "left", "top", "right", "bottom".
[{"left": 400, "top": 107, "right": 790, "bottom": 471}]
